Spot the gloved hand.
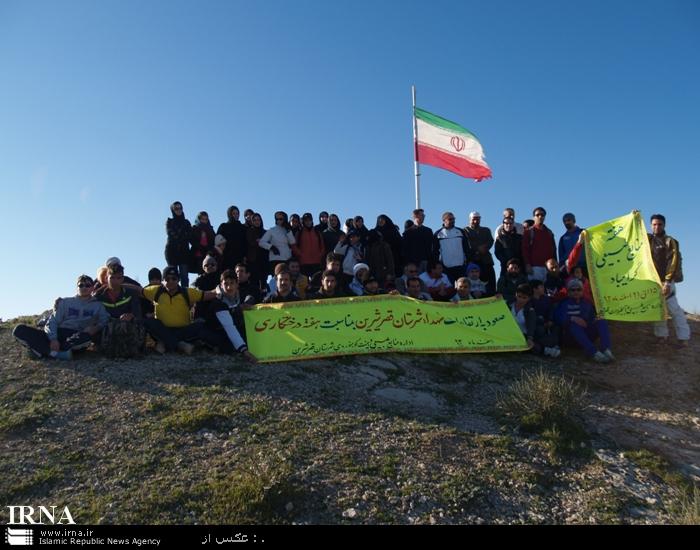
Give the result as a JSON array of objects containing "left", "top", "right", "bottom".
[{"left": 270, "top": 245, "right": 280, "bottom": 255}]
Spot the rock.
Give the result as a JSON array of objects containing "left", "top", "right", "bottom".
[
  {"left": 342, "top": 508, "right": 357, "bottom": 518},
  {"left": 372, "top": 388, "right": 440, "bottom": 412}
]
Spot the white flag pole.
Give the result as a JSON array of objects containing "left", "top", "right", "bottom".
[{"left": 412, "top": 85, "right": 421, "bottom": 210}]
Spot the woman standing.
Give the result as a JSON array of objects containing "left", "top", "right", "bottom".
[
  {"left": 322, "top": 213, "right": 345, "bottom": 254},
  {"left": 165, "top": 201, "right": 192, "bottom": 288},
  {"left": 190, "top": 211, "right": 216, "bottom": 275},
  {"left": 259, "top": 211, "right": 296, "bottom": 276},
  {"left": 246, "top": 212, "right": 269, "bottom": 290}
]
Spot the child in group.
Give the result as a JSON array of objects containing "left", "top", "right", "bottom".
[
  {"left": 451, "top": 277, "right": 473, "bottom": 303},
  {"left": 566, "top": 265, "right": 593, "bottom": 303},
  {"left": 531, "top": 280, "right": 561, "bottom": 357},
  {"left": 466, "top": 263, "right": 488, "bottom": 299}
]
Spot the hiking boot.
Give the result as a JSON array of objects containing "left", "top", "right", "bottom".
[
  {"left": 177, "top": 341, "right": 194, "bottom": 355},
  {"left": 550, "top": 346, "right": 561, "bottom": 358},
  {"left": 593, "top": 351, "right": 609, "bottom": 363},
  {"left": 603, "top": 349, "right": 615, "bottom": 361},
  {"left": 675, "top": 340, "right": 689, "bottom": 350},
  {"left": 543, "top": 347, "right": 553, "bottom": 357},
  {"left": 50, "top": 350, "right": 73, "bottom": 361},
  {"left": 155, "top": 341, "right": 166, "bottom": 355}
]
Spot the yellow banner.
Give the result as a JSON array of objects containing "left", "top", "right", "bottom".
[
  {"left": 244, "top": 295, "right": 528, "bottom": 362},
  {"left": 584, "top": 211, "right": 665, "bottom": 321}
]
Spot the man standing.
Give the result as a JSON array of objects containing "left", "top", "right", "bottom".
[
  {"left": 493, "top": 207, "right": 524, "bottom": 238},
  {"left": 434, "top": 211, "right": 470, "bottom": 283},
  {"left": 402, "top": 208, "right": 434, "bottom": 273},
  {"left": 648, "top": 214, "right": 690, "bottom": 348},
  {"left": 558, "top": 213, "right": 584, "bottom": 273},
  {"left": 522, "top": 207, "right": 557, "bottom": 282},
  {"left": 464, "top": 211, "right": 496, "bottom": 294}
]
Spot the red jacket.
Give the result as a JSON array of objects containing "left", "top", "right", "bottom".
[
  {"left": 522, "top": 224, "right": 556, "bottom": 268},
  {"left": 295, "top": 227, "right": 325, "bottom": 266}
]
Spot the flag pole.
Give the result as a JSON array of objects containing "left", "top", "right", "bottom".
[{"left": 412, "top": 85, "right": 421, "bottom": 210}]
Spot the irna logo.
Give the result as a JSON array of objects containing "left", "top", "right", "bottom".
[{"left": 6, "top": 506, "right": 75, "bottom": 525}]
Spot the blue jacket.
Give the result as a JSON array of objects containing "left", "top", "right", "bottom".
[
  {"left": 558, "top": 226, "right": 584, "bottom": 270},
  {"left": 554, "top": 297, "right": 596, "bottom": 328}
]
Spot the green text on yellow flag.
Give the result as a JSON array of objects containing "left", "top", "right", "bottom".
[
  {"left": 584, "top": 211, "right": 665, "bottom": 321},
  {"left": 244, "top": 295, "right": 527, "bottom": 363}
]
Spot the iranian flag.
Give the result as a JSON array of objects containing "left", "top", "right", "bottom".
[{"left": 414, "top": 107, "right": 492, "bottom": 181}]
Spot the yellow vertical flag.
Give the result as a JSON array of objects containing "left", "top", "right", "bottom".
[{"left": 584, "top": 211, "right": 665, "bottom": 321}]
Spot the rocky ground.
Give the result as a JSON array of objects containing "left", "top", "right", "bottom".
[{"left": 0, "top": 315, "right": 697, "bottom": 524}]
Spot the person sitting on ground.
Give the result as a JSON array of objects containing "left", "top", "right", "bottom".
[
  {"left": 263, "top": 267, "right": 301, "bottom": 303},
  {"left": 14, "top": 274, "right": 110, "bottom": 360},
  {"left": 206, "top": 270, "right": 257, "bottom": 363},
  {"left": 141, "top": 268, "right": 162, "bottom": 319},
  {"left": 141, "top": 266, "right": 218, "bottom": 354},
  {"left": 311, "top": 270, "right": 346, "bottom": 300},
  {"left": 309, "top": 253, "right": 345, "bottom": 295},
  {"left": 554, "top": 278, "right": 613, "bottom": 363},
  {"left": 193, "top": 256, "right": 220, "bottom": 291},
  {"left": 496, "top": 258, "right": 529, "bottom": 306},
  {"left": 544, "top": 258, "right": 567, "bottom": 303},
  {"left": 235, "top": 263, "right": 263, "bottom": 304},
  {"left": 394, "top": 262, "right": 426, "bottom": 295},
  {"left": 349, "top": 263, "right": 370, "bottom": 296},
  {"left": 530, "top": 279, "right": 561, "bottom": 357},
  {"left": 193, "top": 256, "right": 220, "bottom": 319},
  {"left": 97, "top": 257, "right": 142, "bottom": 291},
  {"left": 404, "top": 276, "right": 433, "bottom": 301},
  {"left": 419, "top": 260, "right": 455, "bottom": 302},
  {"left": 510, "top": 283, "right": 537, "bottom": 351},
  {"left": 451, "top": 277, "right": 473, "bottom": 303},
  {"left": 466, "top": 263, "right": 488, "bottom": 299},
  {"left": 94, "top": 265, "right": 145, "bottom": 357},
  {"left": 94, "top": 265, "right": 142, "bottom": 322},
  {"left": 363, "top": 276, "right": 384, "bottom": 296},
  {"left": 565, "top": 265, "right": 593, "bottom": 303}
]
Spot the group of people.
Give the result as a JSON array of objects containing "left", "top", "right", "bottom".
[{"left": 12, "top": 204, "right": 690, "bottom": 365}]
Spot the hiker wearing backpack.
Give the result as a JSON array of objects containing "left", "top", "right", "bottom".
[
  {"left": 141, "top": 266, "right": 218, "bottom": 354},
  {"left": 648, "top": 214, "right": 690, "bottom": 348}
]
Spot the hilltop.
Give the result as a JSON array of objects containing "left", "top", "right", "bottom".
[{"left": 0, "top": 315, "right": 698, "bottom": 524}]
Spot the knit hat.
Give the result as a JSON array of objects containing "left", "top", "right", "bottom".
[
  {"left": 469, "top": 211, "right": 481, "bottom": 219},
  {"left": 567, "top": 278, "right": 583, "bottom": 290},
  {"left": 105, "top": 257, "right": 122, "bottom": 267},
  {"left": 162, "top": 266, "right": 179, "bottom": 279},
  {"left": 466, "top": 263, "right": 481, "bottom": 273},
  {"left": 214, "top": 234, "right": 227, "bottom": 246},
  {"left": 203, "top": 255, "right": 217, "bottom": 267},
  {"left": 353, "top": 263, "right": 370, "bottom": 276}
]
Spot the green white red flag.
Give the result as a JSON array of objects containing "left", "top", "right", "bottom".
[{"left": 414, "top": 107, "right": 492, "bottom": 181}]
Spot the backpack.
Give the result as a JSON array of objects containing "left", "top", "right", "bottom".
[
  {"left": 100, "top": 319, "right": 146, "bottom": 358},
  {"left": 666, "top": 236, "right": 684, "bottom": 283},
  {"left": 153, "top": 285, "right": 192, "bottom": 309}
]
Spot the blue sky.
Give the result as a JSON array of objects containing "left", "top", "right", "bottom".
[{"left": 1, "top": 0, "right": 698, "bottom": 319}]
